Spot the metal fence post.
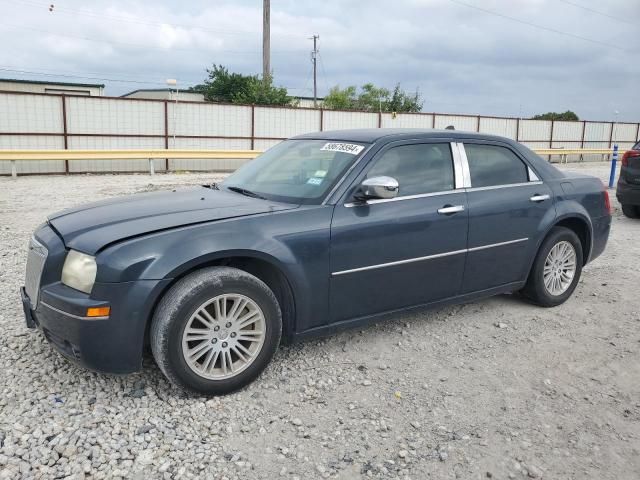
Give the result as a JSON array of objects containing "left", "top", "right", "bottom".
[
  {"left": 149, "top": 158, "right": 155, "bottom": 175},
  {"left": 164, "top": 100, "right": 169, "bottom": 171},
  {"left": 11, "top": 160, "right": 17, "bottom": 178},
  {"left": 61, "top": 95, "right": 69, "bottom": 173},
  {"left": 250, "top": 104, "right": 256, "bottom": 150}
]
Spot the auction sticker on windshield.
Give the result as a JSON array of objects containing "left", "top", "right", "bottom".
[{"left": 320, "top": 143, "right": 365, "bottom": 155}]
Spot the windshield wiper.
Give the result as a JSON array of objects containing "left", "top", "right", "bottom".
[{"left": 226, "top": 186, "right": 267, "bottom": 200}]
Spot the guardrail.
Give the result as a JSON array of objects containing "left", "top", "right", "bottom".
[
  {"left": 0, "top": 147, "right": 625, "bottom": 177},
  {"left": 0, "top": 149, "right": 260, "bottom": 177}
]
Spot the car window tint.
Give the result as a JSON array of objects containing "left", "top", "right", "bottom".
[
  {"left": 366, "top": 143, "right": 454, "bottom": 196},
  {"left": 464, "top": 144, "right": 528, "bottom": 188}
]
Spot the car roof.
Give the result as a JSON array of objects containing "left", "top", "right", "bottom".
[{"left": 292, "top": 128, "right": 512, "bottom": 144}]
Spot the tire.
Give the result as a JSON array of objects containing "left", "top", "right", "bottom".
[
  {"left": 621, "top": 204, "right": 640, "bottom": 219},
  {"left": 150, "top": 266, "right": 282, "bottom": 395},
  {"left": 521, "top": 227, "right": 583, "bottom": 308}
]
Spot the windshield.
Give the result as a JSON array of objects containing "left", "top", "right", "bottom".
[{"left": 222, "top": 139, "right": 368, "bottom": 204}]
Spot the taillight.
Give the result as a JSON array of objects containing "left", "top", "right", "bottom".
[
  {"left": 622, "top": 150, "right": 640, "bottom": 167},
  {"left": 603, "top": 187, "right": 612, "bottom": 215}
]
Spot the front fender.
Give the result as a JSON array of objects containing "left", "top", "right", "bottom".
[{"left": 95, "top": 206, "right": 335, "bottom": 332}]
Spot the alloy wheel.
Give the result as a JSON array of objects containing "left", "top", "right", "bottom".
[
  {"left": 181, "top": 294, "right": 266, "bottom": 380},
  {"left": 543, "top": 240, "right": 577, "bottom": 296}
]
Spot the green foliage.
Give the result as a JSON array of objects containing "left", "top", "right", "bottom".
[
  {"left": 322, "top": 85, "right": 358, "bottom": 110},
  {"left": 190, "top": 65, "right": 291, "bottom": 106},
  {"left": 323, "top": 83, "right": 423, "bottom": 113},
  {"left": 531, "top": 111, "right": 579, "bottom": 121}
]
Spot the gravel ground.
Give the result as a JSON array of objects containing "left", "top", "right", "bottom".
[{"left": 0, "top": 164, "right": 638, "bottom": 480}]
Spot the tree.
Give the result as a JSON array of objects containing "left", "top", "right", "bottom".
[
  {"left": 323, "top": 85, "right": 358, "bottom": 110},
  {"left": 323, "top": 83, "right": 423, "bottom": 113},
  {"left": 190, "top": 65, "right": 291, "bottom": 106},
  {"left": 531, "top": 111, "right": 579, "bottom": 121}
]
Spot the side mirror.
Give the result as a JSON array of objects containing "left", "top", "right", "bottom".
[{"left": 357, "top": 176, "right": 399, "bottom": 201}]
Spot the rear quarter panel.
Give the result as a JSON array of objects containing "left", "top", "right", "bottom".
[{"left": 547, "top": 174, "right": 611, "bottom": 262}]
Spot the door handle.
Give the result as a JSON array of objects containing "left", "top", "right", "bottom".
[
  {"left": 530, "top": 194, "right": 550, "bottom": 203},
  {"left": 437, "top": 205, "right": 465, "bottom": 215}
]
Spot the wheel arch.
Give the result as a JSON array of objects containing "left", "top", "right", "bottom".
[
  {"left": 551, "top": 215, "right": 592, "bottom": 266},
  {"left": 144, "top": 252, "right": 297, "bottom": 347}
]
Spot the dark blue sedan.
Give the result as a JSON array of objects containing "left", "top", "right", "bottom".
[{"left": 22, "top": 129, "right": 612, "bottom": 394}]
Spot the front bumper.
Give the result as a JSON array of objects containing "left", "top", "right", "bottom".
[{"left": 22, "top": 279, "right": 170, "bottom": 374}]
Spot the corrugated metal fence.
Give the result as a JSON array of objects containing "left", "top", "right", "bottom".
[{"left": 1, "top": 90, "right": 638, "bottom": 175}]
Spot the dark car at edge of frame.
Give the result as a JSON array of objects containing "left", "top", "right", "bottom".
[{"left": 616, "top": 141, "right": 640, "bottom": 218}]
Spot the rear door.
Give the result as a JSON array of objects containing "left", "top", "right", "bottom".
[
  {"left": 329, "top": 140, "right": 469, "bottom": 323},
  {"left": 460, "top": 142, "right": 555, "bottom": 293}
]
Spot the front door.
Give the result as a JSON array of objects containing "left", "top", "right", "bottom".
[
  {"left": 460, "top": 142, "right": 555, "bottom": 293},
  {"left": 329, "top": 141, "right": 469, "bottom": 323}
]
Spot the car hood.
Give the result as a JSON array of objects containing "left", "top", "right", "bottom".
[{"left": 47, "top": 187, "right": 296, "bottom": 254}]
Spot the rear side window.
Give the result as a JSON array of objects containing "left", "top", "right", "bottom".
[
  {"left": 464, "top": 144, "right": 529, "bottom": 188},
  {"left": 366, "top": 143, "right": 454, "bottom": 196}
]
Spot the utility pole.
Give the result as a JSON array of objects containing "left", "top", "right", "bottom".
[
  {"left": 310, "top": 34, "right": 319, "bottom": 107},
  {"left": 262, "top": 0, "right": 270, "bottom": 80}
]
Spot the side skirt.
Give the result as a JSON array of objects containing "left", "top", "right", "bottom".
[{"left": 291, "top": 281, "right": 526, "bottom": 342}]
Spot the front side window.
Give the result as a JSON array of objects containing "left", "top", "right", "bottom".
[
  {"left": 223, "top": 139, "right": 368, "bottom": 204},
  {"left": 365, "top": 143, "right": 454, "bottom": 197},
  {"left": 464, "top": 144, "right": 529, "bottom": 188}
]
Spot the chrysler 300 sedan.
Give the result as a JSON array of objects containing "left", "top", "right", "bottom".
[{"left": 21, "top": 129, "right": 612, "bottom": 394}]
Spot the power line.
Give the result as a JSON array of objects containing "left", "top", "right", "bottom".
[
  {"left": 557, "top": 0, "right": 636, "bottom": 26},
  {"left": 0, "top": 66, "right": 195, "bottom": 86},
  {"left": 445, "top": 0, "right": 628, "bottom": 51},
  {"left": 317, "top": 51, "right": 330, "bottom": 96},
  {"left": 0, "top": 66, "right": 314, "bottom": 93}
]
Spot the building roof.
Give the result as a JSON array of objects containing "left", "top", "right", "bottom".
[
  {"left": 0, "top": 78, "right": 105, "bottom": 88},
  {"left": 121, "top": 88, "right": 177, "bottom": 96}
]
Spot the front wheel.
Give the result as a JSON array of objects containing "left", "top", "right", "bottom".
[
  {"left": 150, "top": 267, "right": 282, "bottom": 395},
  {"left": 521, "top": 227, "right": 583, "bottom": 307},
  {"left": 621, "top": 204, "right": 640, "bottom": 219}
]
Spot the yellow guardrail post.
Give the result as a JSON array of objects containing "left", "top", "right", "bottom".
[
  {"left": 149, "top": 158, "right": 155, "bottom": 175},
  {"left": 11, "top": 159, "right": 17, "bottom": 178}
]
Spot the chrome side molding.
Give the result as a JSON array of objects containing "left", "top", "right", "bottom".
[{"left": 332, "top": 238, "right": 529, "bottom": 276}]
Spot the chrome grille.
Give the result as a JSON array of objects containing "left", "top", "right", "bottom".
[{"left": 25, "top": 237, "right": 48, "bottom": 308}]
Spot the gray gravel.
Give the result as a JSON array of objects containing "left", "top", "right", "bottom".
[{"left": 1, "top": 164, "right": 639, "bottom": 479}]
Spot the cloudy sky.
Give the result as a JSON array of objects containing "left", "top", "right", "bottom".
[{"left": 1, "top": 0, "right": 638, "bottom": 121}]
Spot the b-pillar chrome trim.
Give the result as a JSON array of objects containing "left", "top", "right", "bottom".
[{"left": 452, "top": 142, "right": 472, "bottom": 188}]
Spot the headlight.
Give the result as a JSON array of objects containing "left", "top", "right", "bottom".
[{"left": 61, "top": 250, "right": 97, "bottom": 294}]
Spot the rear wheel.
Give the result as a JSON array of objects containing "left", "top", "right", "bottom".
[
  {"left": 150, "top": 266, "right": 282, "bottom": 395},
  {"left": 521, "top": 227, "right": 583, "bottom": 307},
  {"left": 621, "top": 204, "right": 640, "bottom": 218}
]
